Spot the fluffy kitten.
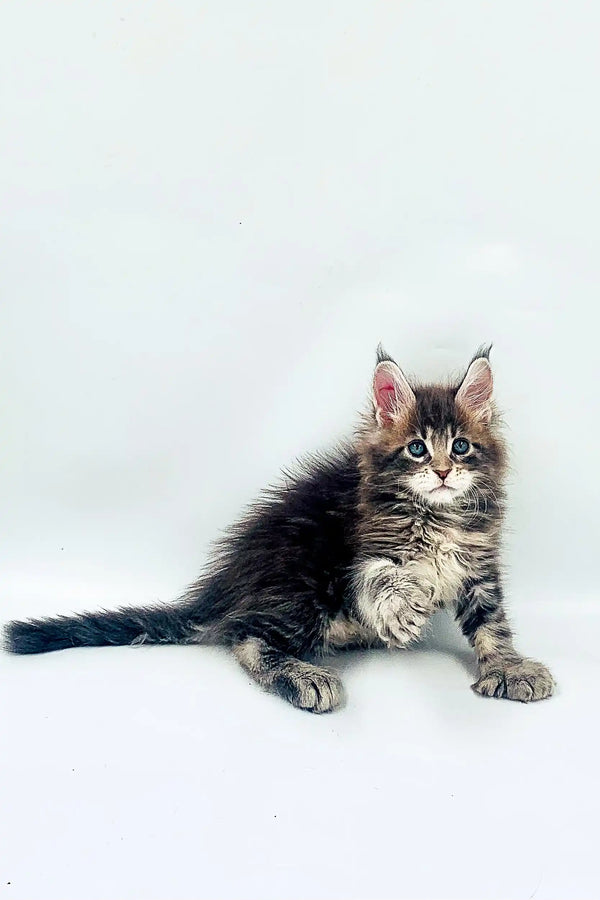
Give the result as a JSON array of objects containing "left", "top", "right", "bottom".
[{"left": 5, "top": 347, "right": 554, "bottom": 712}]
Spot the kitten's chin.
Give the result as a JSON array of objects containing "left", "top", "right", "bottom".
[
  {"left": 417, "top": 486, "right": 463, "bottom": 506},
  {"left": 428, "top": 487, "right": 458, "bottom": 506}
]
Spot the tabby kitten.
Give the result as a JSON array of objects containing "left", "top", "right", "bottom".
[{"left": 5, "top": 347, "right": 554, "bottom": 712}]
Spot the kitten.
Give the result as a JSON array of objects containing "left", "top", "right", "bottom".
[{"left": 5, "top": 347, "right": 554, "bottom": 712}]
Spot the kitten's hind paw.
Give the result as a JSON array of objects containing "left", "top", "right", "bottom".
[
  {"left": 274, "top": 664, "right": 345, "bottom": 714},
  {"left": 472, "top": 659, "right": 555, "bottom": 703},
  {"left": 233, "top": 638, "right": 345, "bottom": 714}
]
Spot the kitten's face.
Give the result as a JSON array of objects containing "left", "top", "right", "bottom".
[
  {"left": 394, "top": 416, "right": 496, "bottom": 506},
  {"left": 400, "top": 427, "right": 475, "bottom": 506},
  {"left": 364, "top": 353, "right": 505, "bottom": 510}
]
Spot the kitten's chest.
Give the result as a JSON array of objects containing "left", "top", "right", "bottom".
[{"left": 399, "top": 522, "right": 473, "bottom": 606}]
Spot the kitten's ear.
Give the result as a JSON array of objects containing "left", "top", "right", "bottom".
[
  {"left": 456, "top": 355, "right": 493, "bottom": 422},
  {"left": 373, "top": 360, "right": 416, "bottom": 427}
]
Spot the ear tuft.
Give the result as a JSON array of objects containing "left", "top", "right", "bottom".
[
  {"left": 470, "top": 343, "right": 493, "bottom": 363},
  {"left": 373, "top": 360, "right": 415, "bottom": 427},
  {"left": 376, "top": 343, "right": 396, "bottom": 365},
  {"left": 456, "top": 356, "right": 493, "bottom": 422}
]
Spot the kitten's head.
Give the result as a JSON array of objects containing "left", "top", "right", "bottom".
[{"left": 360, "top": 346, "right": 506, "bottom": 508}]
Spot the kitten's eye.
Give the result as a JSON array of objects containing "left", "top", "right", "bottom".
[
  {"left": 407, "top": 440, "right": 427, "bottom": 458},
  {"left": 452, "top": 438, "right": 470, "bottom": 455}
]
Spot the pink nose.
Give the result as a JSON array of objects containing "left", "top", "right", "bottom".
[{"left": 435, "top": 469, "right": 451, "bottom": 481}]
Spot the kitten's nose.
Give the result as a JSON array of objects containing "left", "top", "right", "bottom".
[{"left": 435, "top": 468, "right": 451, "bottom": 481}]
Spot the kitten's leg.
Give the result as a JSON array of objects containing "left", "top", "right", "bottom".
[
  {"left": 456, "top": 574, "right": 554, "bottom": 702},
  {"left": 353, "top": 557, "right": 432, "bottom": 647},
  {"left": 233, "top": 637, "right": 344, "bottom": 713},
  {"left": 322, "top": 613, "right": 384, "bottom": 653}
]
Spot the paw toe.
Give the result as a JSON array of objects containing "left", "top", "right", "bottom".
[
  {"left": 508, "top": 661, "right": 555, "bottom": 702},
  {"left": 472, "top": 672, "right": 505, "bottom": 698},
  {"left": 507, "top": 677, "right": 534, "bottom": 702}
]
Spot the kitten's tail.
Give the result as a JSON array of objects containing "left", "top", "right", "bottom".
[{"left": 4, "top": 603, "right": 200, "bottom": 655}]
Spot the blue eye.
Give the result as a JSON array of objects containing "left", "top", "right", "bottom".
[
  {"left": 407, "top": 440, "right": 426, "bottom": 458},
  {"left": 452, "top": 438, "right": 470, "bottom": 455}
]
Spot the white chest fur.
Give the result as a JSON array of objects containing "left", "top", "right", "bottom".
[
  {"left": 400, "top": 524, "right": 471, "bottom": 607},
  {"left": 349, "top": 521, "right": 476, "bottom": 648}
]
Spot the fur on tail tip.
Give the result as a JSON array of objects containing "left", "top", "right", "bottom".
[
  {"left": 4, "top": 605, "right": 197, "bottom": 656},
  {"left": 5, "top": 618, "right": 75, "bottom": 655}
]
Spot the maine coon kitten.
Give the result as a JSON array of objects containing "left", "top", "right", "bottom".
[{"left": 5, "top": 347, "right": 554, "bottom": 713}]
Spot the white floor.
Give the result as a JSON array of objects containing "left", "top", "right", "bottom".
[{"left": 1, "top": 591, "right": 597, "bottom": 900}]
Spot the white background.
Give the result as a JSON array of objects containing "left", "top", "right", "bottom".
[{"left": 1, "top": 2, "right": 599, "bottom": 898}]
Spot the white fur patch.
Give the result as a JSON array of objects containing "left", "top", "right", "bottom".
[
  {"left": 352, "top": 524, "right": 474, "bottom": 648},
  {"left": 352, "top": 558, "right": 426, "bottom": 647}
]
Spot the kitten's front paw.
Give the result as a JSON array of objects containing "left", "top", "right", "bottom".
[
  {"left": 354, "top": 560, "right": 433, "bottom": 649},
  {"left": 472, "top": 659, "right": 555, "bottom": 703},
  {"left": 375, "top": 600, "right": 429, "bottom": 648}
]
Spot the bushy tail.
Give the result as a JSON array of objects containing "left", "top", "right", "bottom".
[{"left": 4, "top": 603, "right": 197, "bottom": 655}]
